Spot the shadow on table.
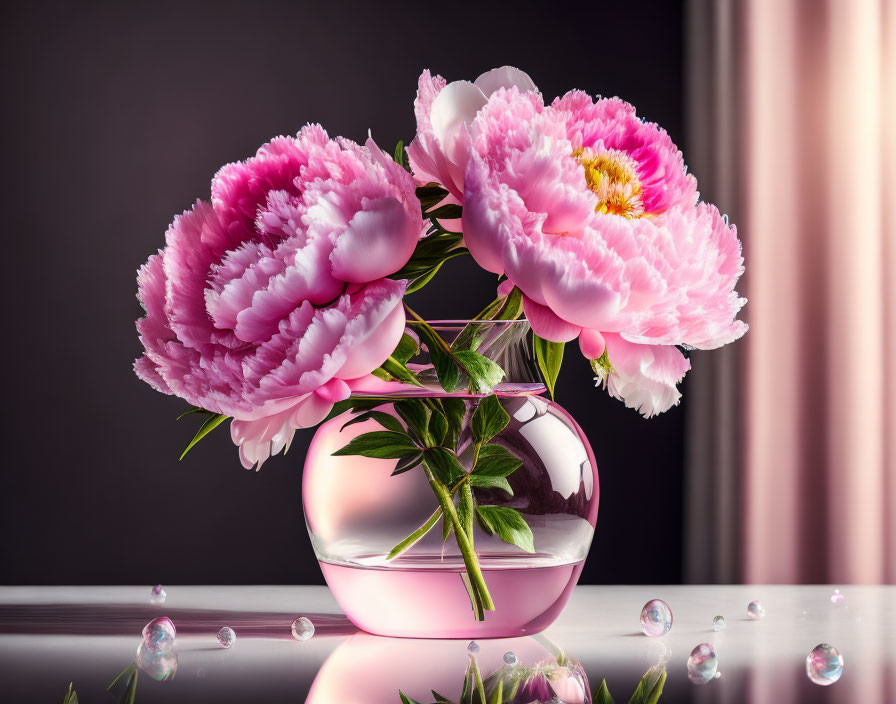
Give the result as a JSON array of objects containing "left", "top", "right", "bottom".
[{"left": 0, "top": 603, "right": 356, "bottom": 638}]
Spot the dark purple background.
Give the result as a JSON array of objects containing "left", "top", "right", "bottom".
[{"left": 0, "top": 0, "right": 686, "bottom": 585}]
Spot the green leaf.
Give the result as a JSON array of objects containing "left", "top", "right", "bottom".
[
  {"left": 412, "top": 321, "right": 464, "bottom": 393},
  {"left": 628, "top": 667, "right": 667, "bottom": 704},
  {"left": 423, "top": 447, "right": 467, "bottom": 484},
  {"left": 488, "top": 678, "right": 504, "bottom": 704},
  {"left": 387, "top": 507, "right": 442, "bottom": 559},
  {"left": 426, "top": 203, "right": 463, "bottom": 220},
  {"left": 62, "top": 682, "right": 79, "bottom": 704},
  {"left": 393, "top": 333, "right": 420, "bottom": 364},
  {"left": 454, "top": 350, "right": 505, "bottom": 394},
  {"left": 594, "top": 679, "right": 615, "bottom": 704},
  {"left": 472, "top": 444, "right": 523, "bottom": 478},
  {"left": 180, "top": 413, "right": 228, "bottom": 460},
  {"left": 440, "top": 397, "right": 467, "bottom": 449},
  {"left": 176, "top": 407, "right": 213, "bottom": 420},
  {"left": 471, "top": 394, "right": 510, "bottom": 444},
  {"left": 332, "top": 431, "right": 419, "bottom": 459},
  {"left": 393, "top": 140, "right": 411, "bottom": 172},
  {"left": 324, "top": 397, "right": 389, "bottom": 422},
  {"left": 391, "top": 452, "right": 423, "bottom": 476},
  {"left": 378, "top": 355, "right": 422, "bottom": 386},
  {"left": 469, "top": 474, "right": 513, "bottom": 495},
  {"left": 394, "top": 399, "right": 432, "bottom": 444},
  {"left": 494, "top": 285, "right": 524, "bottom": 320},
  {"left": 428, "top": 410, "right": 449, "bottom": 446},
  {"left": 398, "top": 692, "right": 424, "bottom": 704},
  {"left": 416, "top": 183, "right": 450, "bottom": 211},
  {"left": 476, "top": 505, "right": 535, "bottom": 553},
  {"left": 431, "top": 690, "right": 454, "bottom": 704},
  {"left": 107, "top": 663, "right": 138, "bottom": 704},
  {"left": 340, "top": 410, "right": 404, "bottom": 434},
  {"left": 533, "top": 335, "right": 565, "bottom": 400}
]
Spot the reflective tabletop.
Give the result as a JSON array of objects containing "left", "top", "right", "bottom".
[{"left": 1, "top": 585, "right": 893, "bottom": 703}]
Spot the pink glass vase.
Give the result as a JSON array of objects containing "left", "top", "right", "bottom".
[{"left": 303, "top": 321, "right": 599, "bottom": 638}]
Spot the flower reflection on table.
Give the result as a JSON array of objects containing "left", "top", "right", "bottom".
[{"left": 307, "top": 633, "right": 602, "bottom": 704}]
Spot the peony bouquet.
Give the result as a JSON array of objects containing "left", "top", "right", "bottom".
[{"left": 135, "top": 66, "right": 745, "bottom": 621}]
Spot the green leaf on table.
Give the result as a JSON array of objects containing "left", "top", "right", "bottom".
[
  {"left": 426, "top": 203, "right": 463, "bottom": 220},
  {"left": 391, "top": 452, "right": 424, "bottom": 476},
  {"left": 398, "top": 692, "right": 424, "bottom": 704},
  {"left": 417, "top": 183, "right": 450, "bottom": 211},
  {"left": 471, "top": 394, "right": 510, "bottom": 444},
  {"left": 393, "top": 332, "right": 420, "bottom": 364},
  {"left": 62, "top": 682, "right": 79, "bottom": 704},
  {"left": 387, "top": 507, "right": 442, "bottom": 559},
  {"left": 394, "top": 399, "right": 432, "bottom": 444},
  {"left": 340, "top": 410, "right": 404, "bottom": 434},
  {"left": 594, "top": 679, "right": 615, "bottom": 704},
  {"left": 628, "top": 667, "right": 666, "bottom": 704},
  {"left": 454, "top": 350, "right": 505, "bottom": 394},
  {"left": 332, "top": 431, "right": 419, "bottom": 459},
  {"left": 423, "top": 446, "right": 467, "bottom": 484},
  {"left": 107, "top": 663, "right": 138, "bottom": 704},
  {"left": 476, "top": 505, "right": 535, "bottom": 553},
  {"left": 472, "top": 444, "right": 523, "bottom": 478},
  {"left": 179, "top": 413, "right": 228, "bottom": 460},
  {"left": 430, "top": 690, "right": 454, "bottom": 703},
  {"left": 533, "top": 335, "right": 565, "bottom": 400}
]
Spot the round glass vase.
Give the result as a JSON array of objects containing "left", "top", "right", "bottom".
[{"left": 303, "top": 320, "right": 599, "bottom": 638}]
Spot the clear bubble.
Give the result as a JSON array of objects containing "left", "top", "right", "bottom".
[
  {"left": 137, "top": 640, "right": 178, "bottom": 681},
  {"left": 806, "top": 643, "right": 843, "bottom": 686},
  {"left": 467, "top": 641, "right": 480, "bottom": 655},
  {"left": 142, "top": 617, "right": 176, "bottom": 652},
  {"left": 217, "top": 626, "right": 236, "bottom": 648},
  {"left": 503, "top": 651, "right": 518, "bottom": 666},
  {"left": 830, "top": 589, "right": 846, "bottom": 606},
  {"left": 687, "top": 643, "right": 719, "bottom": 685},
  {"left": 712, "top": 615, "right": 727, "bottom": 631},
  {"left": 291, "top": 616, "right": 315, "bottom": 641},
  {"left": 747, "top": 601, "right": 765, "bottom": 620},
  {"left": 640, "top": 599, "right": 673, "bottom": 637},
  {"left": 714, "top": 671, "right": 722, "bottom": 679},
  {"left": 150, "top": 585, "right": 167, "bottom": 605}
]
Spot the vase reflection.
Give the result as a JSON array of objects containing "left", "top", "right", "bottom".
[{"left": 306, "top": 632, "right": 590, "bottom": 704}]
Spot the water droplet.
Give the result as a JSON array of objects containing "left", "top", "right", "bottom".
[
  {"left": 722, "top": 213, "right": 730, "bottom": 226},
  {"left": 467, "top": 641, "right": 480, "bottom": 655},
  {"left": 714, "top": 671, "right": 722, "bottom": 679},
  {"left": 747, "top": 601, "right": 765, "bottom": 620},
  {"left": 291, "top": 616, "right": 315, "bottom": 641},
  {"left": 640, "top": 599, "right": 673, "bottom": 637},
  {"left": 503, "top": 651, "right": 518, "bottom": 666},
  {"left": 830, "top": 589, "right": 846, "bottom": 606},
  {"left": 149, "top": 585, "right": 166, "bottom": 605},
  {"left": 142, "top": 617, "right": 176, "bottom": 652},
  {"left": 712, "top": 615, "right": 727, "bottom": 631},
  {"left": 136, "top": 640, "right": 178, "bottom": 681},
  {"left": 806, "top": 643, "right": 843, "bottom": 686},
  {"left": 687, "top": 643, "right": 719, "bottom": 685},
  {"left": 217, "top": 626, "right": 236, "bottom": 648}
]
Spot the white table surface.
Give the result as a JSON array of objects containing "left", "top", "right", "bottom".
[{"left": 0, "top": 585, "right": 893, "bottom": 703}]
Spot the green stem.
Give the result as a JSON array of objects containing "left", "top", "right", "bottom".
[
  {"left": 424, "top": 464, "right": 495, "bottom": 612},
  {"left": 387, "top": 506, "right": 442, "bottom": 560}
]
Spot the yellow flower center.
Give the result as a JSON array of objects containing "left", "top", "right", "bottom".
[{"left": 572, "top": 147, "right": 645, "bottom": 218}]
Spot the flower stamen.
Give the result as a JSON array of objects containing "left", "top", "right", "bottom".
[{"left": 572, "top": 147, "right": 645, "bottom": 218}]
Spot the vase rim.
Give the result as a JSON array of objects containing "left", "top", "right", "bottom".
[{"left": 416, "top": 319, "right": 530, "bottom": 326}]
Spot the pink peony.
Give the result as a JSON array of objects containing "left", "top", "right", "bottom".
[
  {"left": 407, "top": 66, "right": 538, "bottom": 202},
  {"left": 135, "top": 125, "right": 422, "bottom": 468},
  {"left": 457, "top": 85, "right": 746, "bottom": 416}
]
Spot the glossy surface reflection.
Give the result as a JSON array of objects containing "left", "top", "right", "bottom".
[{"left": 0, "top": 585, "right": 894, "bottom": 703}]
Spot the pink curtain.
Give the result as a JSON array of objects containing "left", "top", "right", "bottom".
[{"left": 741, "top": 0, "right": 896, "bottom": 583}]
